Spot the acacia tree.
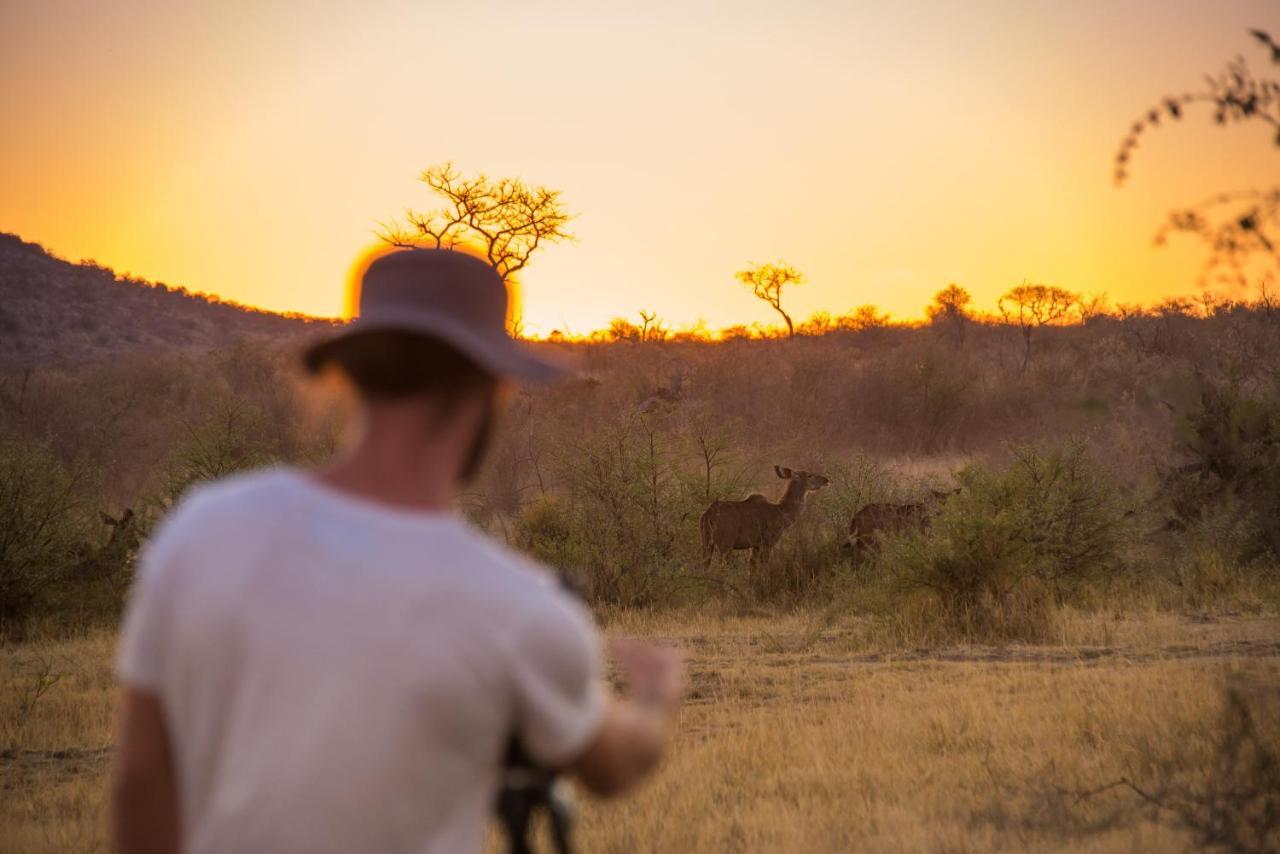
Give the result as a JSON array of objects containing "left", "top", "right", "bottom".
[
  {"left": 735, "top": 262, "right": 804, "bottom": 337},
  {"left": 838, "top": 304, "right": 889, "bottom": 332},
  {"left": 606, "top": 310, "right": 668, "bottom": 344},
  {"left": 926, "top": 283, "right": 973, "bottom": 344},
  {"left": 999, "top": 283, "right": 1077, "bottom": 372},
  {"left": 382, "top": 162, "right": 574, "bottom": 284},
  {"left": 1116, "top": 28, "right": 1280, "bottom": 286}
]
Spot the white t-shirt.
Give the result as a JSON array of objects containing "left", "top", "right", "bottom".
[{"left": 117, "top": 468, "right": 605, "bottom": 854}]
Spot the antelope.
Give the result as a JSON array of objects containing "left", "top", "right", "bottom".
[
  {"left": 700, "top": 466, "right": 830, "bottom": 565},
  {"left": 845, "top": 488, "right": 960, "bottom": 558},
  {"left": 69, "top": 509, "right": 140, "bottom": 583}
]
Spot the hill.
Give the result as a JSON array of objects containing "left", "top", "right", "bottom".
[{"left": 0, "top": 233, "right": 337, "bottom": 367}]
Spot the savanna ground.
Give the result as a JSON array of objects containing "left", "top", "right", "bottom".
[
  {"left": 4, "top": 298, "right": 1280, "bottom": 852},
  {"left": 4, "top": 610, "right": 1279, "bottom": 852}
]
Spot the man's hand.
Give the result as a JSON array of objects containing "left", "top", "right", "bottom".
[
  {"left": 566, "top": 640, "right": 684, "bottom": 798},
  {"left": 609, "top": 638, "right": 684, "bottom": 713}
]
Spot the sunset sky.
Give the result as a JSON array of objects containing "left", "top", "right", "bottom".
[{"left": 2, "top": 1, "right": 1276, "bottom": 335}]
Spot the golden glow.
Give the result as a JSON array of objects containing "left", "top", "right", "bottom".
[
  {"left": 342, "top": 243, "right": 396, "bottom": 320},
  {"left": 1, "top": 1, "right": 1275, "bottom": 336},
  {"left": 341, "top": 240, "right": 523, "bottom": 325}
]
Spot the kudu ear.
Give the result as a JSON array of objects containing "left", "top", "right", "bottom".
[
  {"left": 99, "top": 511, "right": 117, "bottom": 527},
  {"left": 775, "top": 466, "right": 792, "bottom": 479}
]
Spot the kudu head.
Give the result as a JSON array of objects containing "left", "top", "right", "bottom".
[
  {"left": 929, "top": 487, "right": 962, "bottom": 503},
  {"left": 99, "top": 509, "right": 141, "bottom": 556},
  {"left": 775, "top": 466, "right": 830, "bottom": 498}
]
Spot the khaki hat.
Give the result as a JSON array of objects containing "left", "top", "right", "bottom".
[{"left": 304, "top": 248, "right": 565, "bottom": 383}]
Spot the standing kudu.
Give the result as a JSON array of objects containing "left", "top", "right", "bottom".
[
  {"left": 700, "top": 466, "right": 830, "bottom": 565},
  {"left": 845, "top": 488, "right": 960, "bottom": 559},
  {"left": 69, "top": 509, "right": 140, "bottom": 583}
]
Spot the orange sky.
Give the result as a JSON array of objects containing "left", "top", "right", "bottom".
[{"left": 2, "top": 1, "right": 1276, "bottom": 335}]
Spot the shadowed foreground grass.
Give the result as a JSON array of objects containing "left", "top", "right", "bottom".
[{"left": 3, "top": 613, "right": 1278, "bottom": 853}]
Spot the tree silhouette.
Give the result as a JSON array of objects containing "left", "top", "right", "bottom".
[
  {"left": 926, "top": 283, "right": 973, "bottom": 344},
  {"left": 382, "top": 162, "right": 574, "bottom": 284},
  {"left": 735, "top": 262, "right": 804, "bottom": 337},
  {"left": 1116, "top": 28, "right": 1279, "bottom": 286},
  {"left": 607, "top": 310, "right": 668, "bottom": 343},
  {"left": 999, "top": 283, "right": 1077, "bottom": 372},
  {"left": 839, "top": 305, "right": 889, "bottom": 332}
]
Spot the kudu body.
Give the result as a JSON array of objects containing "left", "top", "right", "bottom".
[
  {"left": 700, "top": 466, "right": 829, "bottom": 564},
  {"left": 70, "top": 509, "right": 140, "bottom": 582},
  {"left": 845, "top": 488, "right": 960, "bottom": 557}
]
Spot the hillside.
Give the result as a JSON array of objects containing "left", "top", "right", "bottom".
[{"left": 0, "top": 233, "right": 337, "bottom": 367}]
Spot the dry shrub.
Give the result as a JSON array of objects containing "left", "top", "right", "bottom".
[
  {"left": 1022, "top": 680, "right": 1280, "bottom": 853},
  {"left": 513, "top": 412, "right": 703, "bottom": 607}
]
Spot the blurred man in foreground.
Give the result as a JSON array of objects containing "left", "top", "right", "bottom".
[{"left": 110, "top": 249, "right": 684, "bottom": 853}]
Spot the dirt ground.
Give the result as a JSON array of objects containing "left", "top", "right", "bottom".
[{"left": 3, "top": 611, "right": 1278, "bottom": 853}]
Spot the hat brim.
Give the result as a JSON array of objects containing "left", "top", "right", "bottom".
[{"left": 303, "top": 310, "right": 569, "bottom": 384}]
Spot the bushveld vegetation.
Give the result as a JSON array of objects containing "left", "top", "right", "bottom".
[{"left": 3, "top": 251, "right": 1279, "bottom": 642}]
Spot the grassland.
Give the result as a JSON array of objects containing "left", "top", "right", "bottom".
[
  {"left": 4, "top": 610, "right": 1277, "bottom": 853},
  {"left": 3, "top": 247, "right": 1280, "bottom": 851}
]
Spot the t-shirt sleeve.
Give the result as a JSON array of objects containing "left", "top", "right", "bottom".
[
  {"left": 115, "top": 503, "right": 189, "bottom": 695},
  {"left": 508, "top": 594, "right": 607, "bottom": 768}
]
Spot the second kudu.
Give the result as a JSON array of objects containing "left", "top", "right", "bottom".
[
  {"left": 700, "top": 466, "right": 830, "bottom": 565},
  {"left": 844, "top": 488, "right": 961, "bottom": 558}
]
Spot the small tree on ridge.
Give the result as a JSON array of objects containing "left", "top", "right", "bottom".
[
  {"left": 382, "top": 162, "right": 574, "bottom": 284},
  {"left": 999, "top": 283, "right": 1077, "bottom": 372},
  {"left": 735, "top": 262, "right": 804, "bottom": 338}
]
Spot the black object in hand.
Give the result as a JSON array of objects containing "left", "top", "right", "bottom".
[{"left": 495, "top": 739, "right": 574, "bottom": 854}]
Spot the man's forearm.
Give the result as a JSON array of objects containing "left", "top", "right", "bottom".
[
  {"left": 111, "top": 772, "right": 181, "bottom": 854},
  {"left": 112, "top": 688, "right": 181, "bottom": 854}
]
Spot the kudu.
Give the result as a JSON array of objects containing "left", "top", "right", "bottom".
[
  {"left": 70, "top": 509, "right": 140, "bottom": 583},
  {"left": 700, "top": 466, "right": 830, "bottom": 565},
  {"left": 845, "top": 488, "right": 960, "bottom": 558}
]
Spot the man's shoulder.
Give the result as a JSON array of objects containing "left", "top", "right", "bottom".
[
  {"left": 157, "top": 468, "right": 297, "bottom": 543},
  {"left": 453, "top": 529, "right": 588, "bottom": 623},
  {"left": 458, "top": 528, "right": 564, "bottom": 595}
]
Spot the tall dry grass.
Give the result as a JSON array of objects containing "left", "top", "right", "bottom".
[{"left": 3, "top": 615, "right": 1277, "bottom": 853}]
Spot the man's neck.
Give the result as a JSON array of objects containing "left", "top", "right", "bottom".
[{"left": 316, "top": 402, "right": 470, "bottom": 513}]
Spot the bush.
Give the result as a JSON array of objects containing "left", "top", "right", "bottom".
[
  {"left": 1039, "top": 681, "right": 1280, "bottom": 851},
  {"left": 157, "top": 400, "right": 280, "bottom": 508},
  {"left": 1166, "top": 377, "right": 1280, "bottom": 560},
  {"left": 526, "top": 412, "right": 704, "bottom": 607},
  {"left": 875, "top": 441, "right": 1130, "bottom": 642},
  {"left": 514, "top": 495, "right": 577, "bottom": 570},
  {"left": 0, "top": 439, "right": 89, "bottom": 629}
]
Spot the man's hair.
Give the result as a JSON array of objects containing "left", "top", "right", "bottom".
[{"left": 304, "top": 330, "right": 496, "bottom": 408}]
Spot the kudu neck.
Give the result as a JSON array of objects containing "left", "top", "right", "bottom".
[{"left": 778, "top": 479, "right": 809, "bottom": 514}]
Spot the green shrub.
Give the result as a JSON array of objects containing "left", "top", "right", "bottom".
[
  {"left": 875, "top": 441, "right": 1130, "bottom": 642},
  {"left": 514, "top": 495, "right": 578, "bottom": 568},
  {"left": 0, "top": 439, "right": 89, "bottom": 629},
  {"left": 534, "top": 413, "right": 703, "bottom": 607},
  {"left": 1167, "top": 377, "right": 1280, "bottom": 560}
]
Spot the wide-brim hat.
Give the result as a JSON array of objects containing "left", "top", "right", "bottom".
[{"left": 303, "top": 248, "right": 566, "bottom": 383}]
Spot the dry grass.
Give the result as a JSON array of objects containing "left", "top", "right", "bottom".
[{"left": 3, "top": 614, "right": 1278, "bottom": 853}]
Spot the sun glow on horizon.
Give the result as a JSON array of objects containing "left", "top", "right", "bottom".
[{"left": 2, "top": 1, "right": 1276, "bottom": 336}]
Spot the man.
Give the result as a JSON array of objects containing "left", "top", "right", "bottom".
[{"left": 111, "top": 248, "right": 684, "bottom": 853}]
